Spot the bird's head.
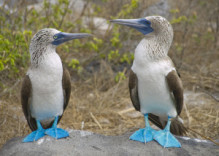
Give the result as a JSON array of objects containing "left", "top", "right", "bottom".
[
  {"left": 110, "top": 16, "right": 173, "bottom": 60},
  {"left": 30, "top": 28, "right": 91, "bottom": 51},
  {"left": 29, "top": 28, "right": 91, "bottom": 64},
  {"left": 110, "top": 16, "right": 173, "bottom": 42},
  {"left": 29, "top": 28, "right": 91, "bottom": 66}
]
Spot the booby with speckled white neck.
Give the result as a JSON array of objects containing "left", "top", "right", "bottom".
[
  {"left": 111, "top": 16, "right": 187, "bottom": 148},
  {"left": 21, "top": 28, "right": 91, "bottom": 142}
]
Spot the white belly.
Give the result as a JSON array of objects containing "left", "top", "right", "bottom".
[
  {"left": 132, "top": 59, "right": 177, "bottom": 118},
  {"left": 28, "top": 53, "right": 64, "bottom": 121},
  {"left": 30, "top": 81, "right": 64, "bottom": 121}
]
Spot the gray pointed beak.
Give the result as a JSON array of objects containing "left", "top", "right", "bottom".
[
  {"left": 110, "top": 18, "right": 153, "bottom": 35},
  {"left": 52, "top": 32, "right": 92, "bottom": 45}
]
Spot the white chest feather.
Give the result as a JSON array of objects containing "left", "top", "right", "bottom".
[
  {"left": 131, "top": 39, "right": 177, "bottom": 117},
  {"left": 27, "top": 52, "right": 64, "bottom": 120}
]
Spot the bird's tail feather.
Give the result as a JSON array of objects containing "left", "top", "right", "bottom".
[
  {"left": 148, "top": 113, "right": 187, "bottom": 136},
  {"left": 170, "top": 117, "right": 187, "bottom": 136}
]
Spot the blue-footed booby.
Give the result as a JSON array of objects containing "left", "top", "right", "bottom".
[
  {"left": 21, "top": 28, "right": 91, "bottom": 142},
  {"left": 111, "top": 16, "right": 187, "bottom": 148}
]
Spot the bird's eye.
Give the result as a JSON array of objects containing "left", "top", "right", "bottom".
[
  {"left": 146, "top": 20, "right": 151, "bottom": 25},
  {"left": 53, "top": 36, "right": 58, "bottom": 39}
]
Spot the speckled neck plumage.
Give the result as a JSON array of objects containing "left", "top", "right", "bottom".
[
  {"left": 29, "top": 29, "right": 58, "bottom": 68},
  {"left": 137, "top": 16, "right": 173, "bottom": 62}
]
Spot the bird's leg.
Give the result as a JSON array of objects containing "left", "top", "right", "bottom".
[
  {"left": 130, "top": 113, "right": 156, "bottom": 143},
  {"left": 45, "top": 116, "right": 69, "bottom": 139},
  {"left": 51, "top": 115, "right": 59, "bottom": 128},
  {"left": 153, "top": 117, "right": 181, "bottom": 148},
  {"left": 23, "top": 120, "right": 46, "bottom": 142},
  {"left": 143, "top": 114, "right": 157, "bottom": 143}
]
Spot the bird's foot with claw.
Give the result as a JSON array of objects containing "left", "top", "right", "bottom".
[
  {"left": 154, "top": 130, "right": 181, "bottom": 148},
  {"left": 23, "top": 129, "right": 45, "bottom": 142},
  {"left": 45, "top": 128, "right": 69, "bottom": 139},
  {"left": 129, "top": 127, "right": 156, "bottom": 143}
]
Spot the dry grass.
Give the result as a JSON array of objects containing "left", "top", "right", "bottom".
[{"left": 0, "top": 61, "right": 218, "bottom": 148}]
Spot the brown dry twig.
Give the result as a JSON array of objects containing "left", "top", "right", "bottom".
[
  {"left": 90, "top": 112, "right": 103, "bottom": 130},
  {"left": 188, "top": 128, "right": 219, "bottom": 147}
]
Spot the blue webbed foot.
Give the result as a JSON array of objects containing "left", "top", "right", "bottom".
[
  {"left": 153, "top": 117, "right": 181, "bottom": 148},
  {"left": 45, "top": 127, "right": 69, "bottom": 139},
  {"left": 23, "top": 120, "right": 45, "bottom": 142},
  {"left": 154, "top": 130, "right": 181, "bottom": 148},
  {"left": 129, "top": 114, "right": 156, "bottom": 143},
  {"left": 130, "top": 126, "right": 156, "bottom": 143},
  {"left": 23, "top": 129, "right": 45, "bottom": 142},
  {"left": 45, "top": 116, "right": 69, "bottom": 139}
]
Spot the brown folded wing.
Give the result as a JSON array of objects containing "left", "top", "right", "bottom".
[
  {"left": 21, "top": 75, "right": 37, "bottom": 131},
  {"left": 129, "top": 70, "right": 140, "bottom": 111}
]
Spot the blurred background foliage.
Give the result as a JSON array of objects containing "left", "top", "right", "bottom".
[
  {"left": 0, "top": 0, "right": 141, "bottom": 90},
  {"left": 0, "top": 0, "right": 218, "bottom": 93},
  {"left": 0, "top": 0, "right": 218, "bottom": 147}
]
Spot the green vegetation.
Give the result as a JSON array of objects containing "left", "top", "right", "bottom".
[
  {"left": 0, "top": 0, "right": 140, "bottom": 89},
  {"left": 0, "top": 0, "right": 218, "bottom": 89}
]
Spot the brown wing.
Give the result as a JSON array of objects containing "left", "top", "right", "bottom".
[
  {"left": 21, "top": 75, "right": 37, "bottom": 131},
  {"left": 166, "top": 70, "right": 183, "bottom": 115},
  {"left": 57, "top": 67, "right": 71, "bottom": 123},
  {"left": 129, "top": 69, "right": 140, "bottom": 111}
]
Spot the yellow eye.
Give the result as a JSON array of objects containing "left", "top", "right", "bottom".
[{"left": 53, "top": 36, "right": 58, "bottom": 39}]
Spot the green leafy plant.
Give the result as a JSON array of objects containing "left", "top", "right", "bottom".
[
  {"left": 0, "top": 30, "right": 32, "bottom": 74},
  {"left": 120, "top": 53, "right": 134, "bottom": 64},
  {"left": 0, "top": 0, "right": 145, "bottom": 90},
  {"left": 115, "top": 71, "right": 126, "bottom": 83},
  {"left": 108, "top": 50, "right": 120, "bottom": 62},
  {"left": 68, "top": 58, "right": 82, "bottom": 72}
]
